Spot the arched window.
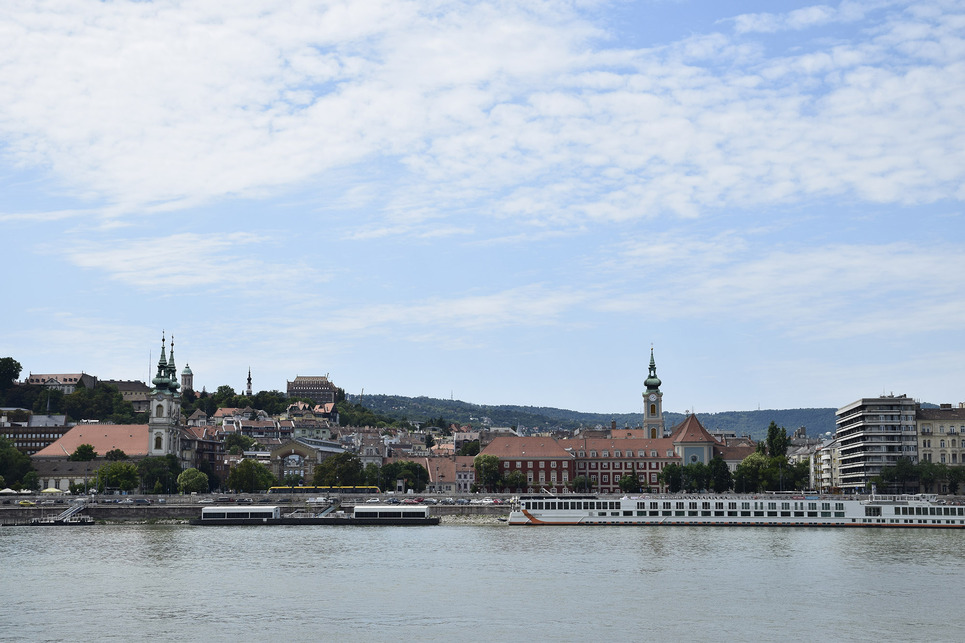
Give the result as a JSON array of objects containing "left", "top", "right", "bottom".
[
  {"left": 650, "top": 404, "right": 656, "bottom": 415},
  {"left": 154, "top": 434, "right": 163, "bottom": 450},
  {"left": 650, "top": 428, "right": 657, "bottom": 439},
  {"left": 155, "top": 404, "right": 164, "bottom": 418}
]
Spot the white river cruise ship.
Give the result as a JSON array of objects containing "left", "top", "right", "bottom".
[{"left": 507, "top": 493, "right": 965, "bottom": 528}]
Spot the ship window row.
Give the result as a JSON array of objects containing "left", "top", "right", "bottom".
[
  {"left": 527, "top": 501, "right": 620, "bottom": 511},
  {"left": 894, "top": 506, "right": 965, "bottom": 516}
]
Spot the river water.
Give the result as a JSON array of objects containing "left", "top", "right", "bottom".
[{"left": 2, "top": 523, "right": 963, "bottom": 642}]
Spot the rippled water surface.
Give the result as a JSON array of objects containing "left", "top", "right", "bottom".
[{"left": 3, "top": 524, "right": 964, "bottom": 642}]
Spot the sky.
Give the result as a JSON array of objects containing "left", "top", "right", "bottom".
[{"left": 1, "top": 0, "right": 964, "bottom": 416}]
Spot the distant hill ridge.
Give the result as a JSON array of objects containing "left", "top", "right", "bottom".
[{"left": 347, "top": 393, "right": 838, "bottom": 442}]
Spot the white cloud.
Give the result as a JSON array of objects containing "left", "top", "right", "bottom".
[
  {"left": 603, "top": 233, "right": 965, "bottom": 340},
  {"left": 53, "top": 232, "right": 320, "bottom": 293},
  {"left": 0, "top": 0, "right": 962, "bottom": 233}
]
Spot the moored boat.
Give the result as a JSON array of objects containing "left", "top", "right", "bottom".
[
  {"left": 190, "top": 504, "right": 439, "bottom": 526},
  {"left": 507, "top": 493, "right": 965, "bottom": 528}
]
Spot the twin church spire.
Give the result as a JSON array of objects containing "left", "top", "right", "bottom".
[{"left": 151, "top": 331, "right": 181, "bottom": 395}]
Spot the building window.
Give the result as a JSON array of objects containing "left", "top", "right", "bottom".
[
  {"left": 551, "top": 461, "right": 557, "bottom": 468},
  {"left": 651, "top": 451, "right": 657, "bottom": 457},
  {"left": 614, "top": 451, "right": 621, "bottom": 457},
  {"left": 602, "top": 451, "right": 609, "bottom": 457},
  {"left": 504, "top": 461, "right": 510, "bottom": 468},
  {"left": 540, "top": 461, "right": 545, "bottom": 468}
]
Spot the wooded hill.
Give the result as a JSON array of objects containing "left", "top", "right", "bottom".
[{"left": 346, "top": 393, "right": 837, "bottom": 442}]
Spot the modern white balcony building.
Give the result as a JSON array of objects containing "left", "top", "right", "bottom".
[{"left": 835, "top": 394, "right": 918, "bottom": 492}]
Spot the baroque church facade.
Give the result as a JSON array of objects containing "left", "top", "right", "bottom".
[{"left": 148, "top": 333, "right": 182, "bottom": 459}]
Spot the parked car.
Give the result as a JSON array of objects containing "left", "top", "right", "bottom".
[
  {"left": 365, "top": 497, "right": 382, "bottom": 504},
  {"left": 455, "top": 498, "right": 470, "bottom": 505},
  {"left": 402, "top": 498, "right": 419, "bottom": 505},
  {"left": 18, "top": 500, "right": 36, "bottom": 506},
  {"left": 423, "top": 498, "right": 439, "bottom": 505},
  {"left": 385, "top": 497, "right": 401, "bottom": 504},
  {"left": 199, "top": 498, "right": 214, "bottom": 504},
  {"left": 133, "top": 498, "right": 151, "bottom": 505},
  {"left": 441, "top": 498, "right": 455, "bottom": 505}
]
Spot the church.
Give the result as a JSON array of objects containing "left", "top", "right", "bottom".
[{"left": 32, "top": 334, "right": 185, "bottom": 490}]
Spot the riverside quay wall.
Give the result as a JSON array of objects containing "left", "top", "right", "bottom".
[{"left": 0, "top": 501, "right": 509, "bottom": 525}]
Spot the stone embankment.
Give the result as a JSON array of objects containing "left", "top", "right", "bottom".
[{"left": 1, "top": 502, "right": 510, "bottom": 525}]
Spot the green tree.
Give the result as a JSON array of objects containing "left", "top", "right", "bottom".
[
  {"left": 313, "top": 452, "right": 364, "bottom": 487},
  {"left": 224, "top": 433, "right": 258, "bottom": 455},
  {"left": 733, "top": 452, "right": 769, "bottom": 493},
  {"left": 879, "top": 457, "right": 918, "bottom": 494},
  {"left": 228, "top": 459, "right": 275, "bottom": 493},
  {"left": 0, "top": 436, "right": 33, "bottom": 487},
  {"left": 137, "top": 455, "right": 181, "bottom": 494},
  {"left": 105, "top": 449, "right": 128, "bottom": 461},
  {"left": 947, "top": 466, "right": 965, "bottom": 495},
  {"left": 618, "top": 473, "right": 642, "bottom": 493},
  {"left": 0, "top": 357, "right": 22, "bottom": 390},
  {"left": 918, "top": 461, "right": 941, "bottom": 494},
  {"left": 95, "top": 461, "right": 139, "bottom": 492},
  {"left": 764, "top": 421, "right": 790, "bottom": 458},
  {"left": 504, "top": 470, "right": 528, "bottom": 491},
  {"left": 363, "top": 462, "right": 381, "bottom": 487},
  {"left": 283, "top": 473, "right": 303, "bottom": 488},
  {"left": 21, "top": 471, "right": 40, "bottom": 491},
  {"left": 378, "top": 461, "right": 430, "bottom": 493},
  {"left": 708, "top": 455, "right": 733, "bottom": 492},
  {"left": 569, "top": 475, "right": 594, "bottom": 492},
  {"left": 69, "top": 444, "right": 97, "bottom": 461},
  {"left": 681, "top": 462, "right": 709, "bottom": 492},
  {"left": 458, "top": 440, "right": 480, "bottom": 456},
  {"left": 659, "top": 463, "right": 683, "bottom": 492},
  {"left": 473, "top": 454, "right": 501, "bottom": 492},
  {"left": 32, "top": 388, "right": 64, "bottom": 415},
  {"left": 177, "top": 468, "right": 209, "bottom": 494}
]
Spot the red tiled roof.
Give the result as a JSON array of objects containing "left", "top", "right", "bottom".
[
  {"left": 481, "top": 436, "right": 573, "bottom": 459},
  {"left": 34, "top": 424, "right": 150, "bottom": 458},
  {"left": 670, "top": 415, "right": 716, "bottom": 444},
  {"left": 558, "top": 436, "right": 676, "bottom": 454}
]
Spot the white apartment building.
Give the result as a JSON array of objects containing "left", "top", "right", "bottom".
[{"left": 835, "top": 395, "right": 918, "bottom": 492}]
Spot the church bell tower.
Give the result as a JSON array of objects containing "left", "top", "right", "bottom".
[
  {"left": 148, "top": 332, "right": 182, "bottom": 458},
  {"left": 643, "top": 347, "right": 665, "bottom": 439}
]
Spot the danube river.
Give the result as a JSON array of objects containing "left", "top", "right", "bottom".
[{"left": 3, "top": 522, "right": 964, "bottom": 642}]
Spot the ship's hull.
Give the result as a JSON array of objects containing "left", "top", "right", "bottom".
[{"left": 508, "top": 494, "right": 965, "bottom": 528}]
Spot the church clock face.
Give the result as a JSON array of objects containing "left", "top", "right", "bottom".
[{"left": 649, "top": 393, "right": 657, "bottom": 401}]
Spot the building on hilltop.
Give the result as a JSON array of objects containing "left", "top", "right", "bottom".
[
  {"left": 24, "top": 372, "right": 97, "bottom": 394},
  {"left": 181, "top": 364, "right": 194, "bottom": 393},
  {"left": 287, "top": 375, "right": 338, "bottom": 405},
  {"left": 101, "top": 379, "right": 151, "bottom": 414}
]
